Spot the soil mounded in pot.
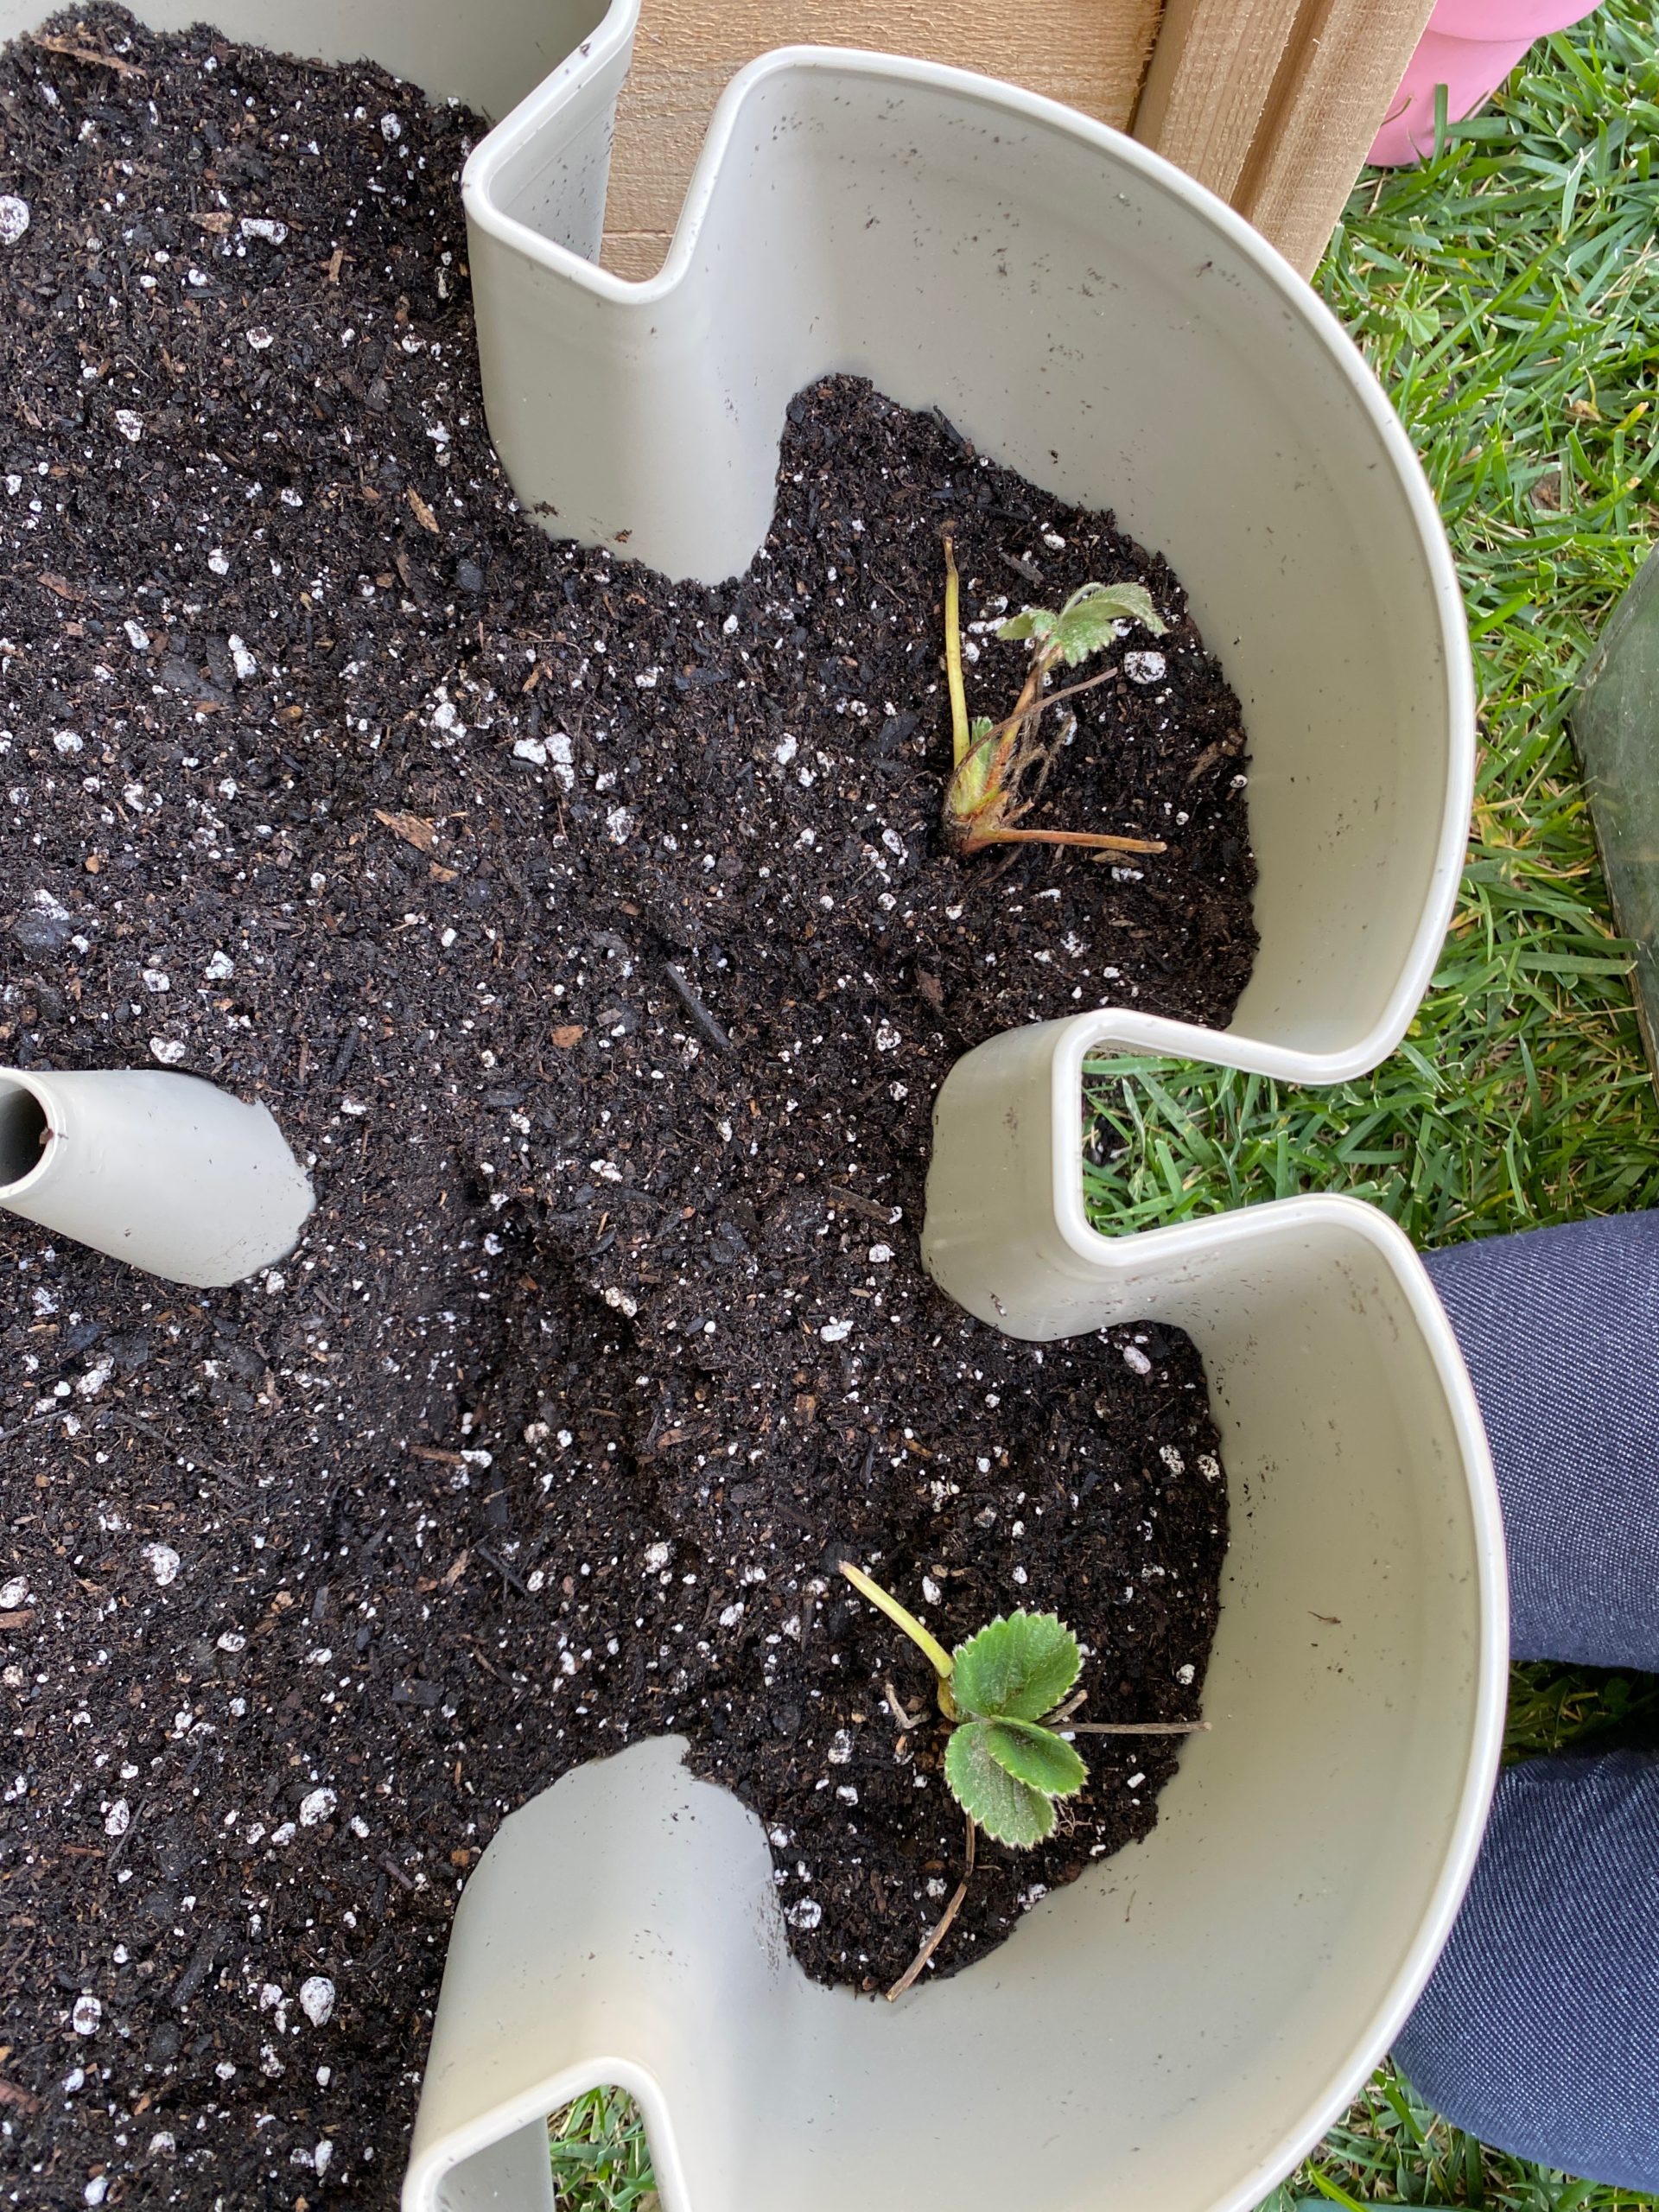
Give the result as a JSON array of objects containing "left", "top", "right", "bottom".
[{"left": 0, "top": 10, "right": 1252, "bottom": 2202}]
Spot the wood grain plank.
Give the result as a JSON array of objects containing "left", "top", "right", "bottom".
[
  {"left": 601, "top": 0, "right": 1163, "bottom": 277},
  {"left": 1133, "top": 0, "right": 1305, "bottom": 206},
  {"left": 1232, "top": 0, "right": 1438, "bottom": 274},
  {"left": 1135, "top": 0, "right": 1435, "bottom": 275}
]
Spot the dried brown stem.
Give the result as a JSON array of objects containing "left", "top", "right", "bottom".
[
  {"left": 1064, "top": 1719, "right": 1211, "bottom": 1735},
  {"left": 966, "top": 824, "right": 1167, "bottom": 856},
  {"left": 967, "top": 661, "right": 1121, "bottom": 755},
  {"left": 887, "top": 1814, "right": 976, "bottom": 2002}
]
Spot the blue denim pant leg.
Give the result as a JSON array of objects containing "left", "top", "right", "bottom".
[
  {"left": 1392, "top": 1751, "right": 1659, "bottom": 2187},
  {"left": 1387, "top": 1217, "right": 1659, "bottom": 2184},
  {"left": 1425, "top": 1212, "right": 1659, "bottom": 1669}
]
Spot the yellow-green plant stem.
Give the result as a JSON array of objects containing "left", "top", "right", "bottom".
[
  {"left": 838, "top": 1561, "right": 959, "bottom": 1716},
  {"left": 942, "top": 527, "right": 971, "bottom": 769}
]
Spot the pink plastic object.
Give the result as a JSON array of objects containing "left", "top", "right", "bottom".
[{"left": 1370, "top": 0, "right": 1604, "bottom": 166}]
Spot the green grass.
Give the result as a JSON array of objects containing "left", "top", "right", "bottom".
[
  {"left": 1088, "top": 5, "right": 1659, "bottom": 1249},
  {"left": 544, "top": 10, "right": 1659, "bottom": 2207},
  {"left": 1267, "top": 2057, "right": 1659, "bottom": 2212},
  {"left": 1243, "top": 7, "right": 1659, "bottom": 2205},
  {"left": 548, "top": 2088, "right": 658, "bottom": 2211}
]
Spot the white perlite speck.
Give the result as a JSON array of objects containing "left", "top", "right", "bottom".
[
  {"left": 1125, "top": 650, "right": 1166, "bottom": 684},
  {"left": 380, "top": 112, "right": 403, "bottom": 140},
  {"left": 785, "top": 1897, "right": 822, "bottom": 1930},
  {"left": 0, "top": 1576, "right": 28, "bottom": 1608},
  {"left": 644, "top": 1541, "right": 671, "bottom": 1572},
  {"left": 605, "top": 805, "right": 635, "bottom": 845},
  {"left": 1176, "top": 1662, "right": 1196, "bottom": 1686},
  {"left": 773, "top": 734, "right": 798, "bottom": 766},
  {"left": 124, "top": 619, "right": 149, "bottom": 652},
  {"left": 71, "top": 1994, "right": 101, "bottom": 2036},
  {"left": 149, "top": 1037, "right": 186, "bottom": 1065},
  {"left": 826, "top": 1729, "right": 854, "bottom": 1765},
  {"left": 512, "top": 736, "right": 547, "bottom": 766},
  {"left": 204, "top": 950, "right": 235, "bottom": 981},
  {"left": 0, "top": 194, "right": 29, "bottom": 246},
  {"left": 1159, "top": 1445, "right": 1185, "bottom": 1476},
  {"left": 299, "top": 1975, "right": 335, "bottom": 2027},
  {"left": 819, "top": 1319, "right": 853, "bottom": 1344},
  {"left": 299, "top": 1787, "right": 337, "bottom": 1827},
  {"left": 104, "top": 1798, "right": 130, "bottom": 1838},
  {"left": 113, "top": 410, "right": 143, "bottom": 443},
  {"left": 228, "top": 635, "right": 257, "bottom": 682},
  {"left": 602, "top": 1286, "right": 639, "bottom": 1319},
  {"left": 238, "top": 217, "right": 288, "bottom": 245},
  {"left": 246, "top": 327, "right": 275, "bottom": 351},
  {"left": 1122, "top": 1344, "right": 1153, "bottom": 1376},
  {"left": 141, "top": 1542, "right": 181, "bottom": 1587}
]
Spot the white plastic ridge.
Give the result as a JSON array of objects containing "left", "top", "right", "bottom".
[
  {"left": 462, "top": 3, "right": 1472, "bottom": 1085},
  {"left": 404, "top": 1193, "right": 1506, "bottom": 2212}
]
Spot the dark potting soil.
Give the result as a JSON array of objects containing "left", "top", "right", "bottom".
[{"left": 0, "top": 10, "right": 1253, "bottom": 2202}]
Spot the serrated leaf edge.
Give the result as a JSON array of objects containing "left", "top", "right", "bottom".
[
  {"left": 945, "top": 1723, "right": 1057, "bottom": 1847},
  {"left": 950, "top": 1610, "right": 1081, "bottom": 1721}
]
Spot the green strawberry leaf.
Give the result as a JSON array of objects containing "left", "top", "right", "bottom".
[
  {"left": 1049, "top": 581, "right": 1166, "bottom": 666},
  {"left": 944, "top": 1721, "right": 1056, "bottom": 1847},
  {"left": 996, "top": 606, "right": 1056, "bottom": 645},
  {"left": 981, "top": 1718, "right": 1087, "bottom": 1798},
  {"left": 950, "top": 1611, "right": 1081, "bottom": 1721}
]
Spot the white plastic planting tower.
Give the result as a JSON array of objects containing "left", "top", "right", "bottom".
[
  {"left": 462, "top": 2, "right": 1474, "bottom": 1087},
  {"left": 0, "top": 3, "right": 1497, "bottom": 2209},
  {"left": 404, "top": 1198, "right": 1504, "bottom": 2212}
]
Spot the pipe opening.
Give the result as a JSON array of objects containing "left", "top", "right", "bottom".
[{"left": 0, "top": 1084, "right": 49, "bottom": 1190}]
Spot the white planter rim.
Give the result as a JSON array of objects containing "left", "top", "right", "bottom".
[
  {"left": 404, "top": 1185, "right": 1505, "bottom": 2212},
  {"left": 462, "top": 21, "right": 1473, "bottom": 1087}
]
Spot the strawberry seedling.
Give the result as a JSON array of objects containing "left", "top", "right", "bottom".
[
  {"left": 838, "top": 1560, "right": 1205, "bottom": 1996},
  {"left": 941, "top": 529, "right": 1169, "bottom": 861}
]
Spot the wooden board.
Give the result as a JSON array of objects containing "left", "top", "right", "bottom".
[
  {"left": 597, "top": 0, "right": 1434, "bottom": 282},
  {"left": 1134, "top": 0, "right": 1438, "bottom": 275},
  {"left": 599, "top": 0, "right": 1164, "bottom": 278}
]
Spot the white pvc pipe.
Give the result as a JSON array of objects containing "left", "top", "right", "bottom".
[{"left": 0, "top": 1067, "right": 313, "bottom": 1287}]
